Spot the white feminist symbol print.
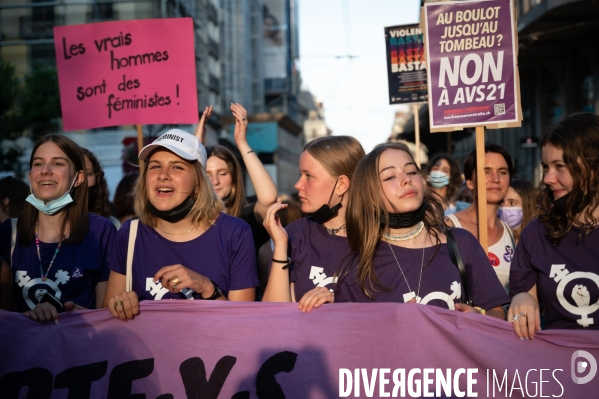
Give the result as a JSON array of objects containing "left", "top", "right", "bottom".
[
  {"left": 309, "top": 266, "right": 338, "bottom": 288},
  {"left": 403, "top": 281, "right": 462, "bottom": 309},
  {"left": 15, "top": 269, "right": 70, "bottom": 309},
  {"left": 550, "top": 264, "right": 599, "bottom": 327},
  {"left": 146, "top": 278, "right": 195, "bottom": 300}
]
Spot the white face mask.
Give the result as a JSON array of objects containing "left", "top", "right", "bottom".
[
  {"left": 429, "top": 170, "right": 449, "bottom": 188},
  {"left": 498, "top": 206, "right": 523, "bottom": 230},
  {"left": 26, "top": 176, "right": 78, "bottom": 215}
]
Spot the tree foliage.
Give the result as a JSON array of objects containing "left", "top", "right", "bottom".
[{"left": 20, "top": 62, "right": 62, "bottom": 137}]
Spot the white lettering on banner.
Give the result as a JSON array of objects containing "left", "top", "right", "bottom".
[
  {"left": 339, "top": 368, "right": 479, "bottom": 397},
  {"left": 487, "top": 368, "right": 565, "bottom": 397}
]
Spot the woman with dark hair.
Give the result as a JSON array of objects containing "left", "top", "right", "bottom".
[
  {"left": 112, "top": 173, "right": 138, "bottom": 225},
  {"left": 103, "top": 129, "right": 257, "bottom": 321},
  {"left": 0, "top": 176, "right": 29, "bottom": 223},
  {"left": 262, "top": 136, "right": 365, "bottom": 310},
  {"left": 509, "top": 113, "right": 599, "bottom": 338},
  {"left": 335, "top": 142, "right": 508, "bottom": 319},
  {"left": 499, "top": 178, "right": 537, "bottom": 244},
  {"left": 82, "top": 148, "right": 121, "bottom": 229},
  {"left": 423, "top": 154, "right": 462, "bottom": 214},
  {"left": 0, "top": 135, "right": 116, "bottom": 322},
  {"left": 445, "top": 144, "right": 515, "bottom": 291},
  {"left": 197, "top": 104, "right": 277, "bottom": 297}
]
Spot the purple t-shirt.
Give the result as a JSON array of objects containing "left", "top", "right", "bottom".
[
  {"left": 108, "top": 213, "right": 258, "bottom": 301},
  {"left": 510, "top": 218, "right": 599, "bottom": 330},
  {"left": 335, "top": 228, "right": 509, "bottom": 311},
  {"left": 1, "top": 214, "right": 116, "bottom": 312},
  {"left": 287, "top": 218, "right": 350, "bottom": 300}
]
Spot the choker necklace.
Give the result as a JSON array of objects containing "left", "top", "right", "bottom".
[
  {"left": 156, "top": 225, "right": 198, "bottom": 235},
  {"left": 388, "top": 242, "right": 425, "bottom": 303},
  {"left": 324, "top": 223, "right": 346, "bottom": 236},
  {"left": 383, "top": 221, "right": 425, "bottom": 241},
  {"left": 35, "top": 220, "right": 68, "bottom": 282}
]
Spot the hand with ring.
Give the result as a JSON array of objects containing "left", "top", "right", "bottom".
[
  {"left": 153, "top": 264, "right": 214, "bottom": 297},
  {"left": 107, "top": 291, "right": 139, "bottom": 321},
  {"left": 508, "top": 292, "right": 541, "bottom": 340}
]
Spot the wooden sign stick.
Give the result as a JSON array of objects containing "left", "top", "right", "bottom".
[
  {"left": 475, "top": 125, "right": 488, "bottom": 253},
  {"left": 413, "top": 104, "right": 421, "bottom": 167},
  {"left": 137, "top": 124, "right": 144, "bottom": 169}
]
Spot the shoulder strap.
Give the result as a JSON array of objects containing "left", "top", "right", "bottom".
[
  {"left": 125, "top": 219, "right": 139, "bottom": 293},
  {"left": 445, "top": 227, "right": 472, "bottom": 305},
  {"left": 446, "top": 213, "right": 461, "bottom": 227},
  {"left": 10, "top": 218, "right": 17, "bottom": 268}
]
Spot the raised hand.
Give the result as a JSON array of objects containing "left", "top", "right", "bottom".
[{"left": 194, "top": 105, "right": 213, "bottom": 145}]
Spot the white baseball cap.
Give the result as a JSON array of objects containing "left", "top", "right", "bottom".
[{"left": 138, "top": 129, "right": 207, "bottom": 167}]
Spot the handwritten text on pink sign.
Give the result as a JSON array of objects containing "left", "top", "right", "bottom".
[{"left": 54, "top": 18, "right": 198, "bottom": 131}]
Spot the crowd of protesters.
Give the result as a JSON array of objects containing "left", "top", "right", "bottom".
[{"left": 1, "top": 110, "right": 598, "bottom": 338}]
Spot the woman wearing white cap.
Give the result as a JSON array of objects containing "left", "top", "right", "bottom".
[{"left": 103, "top": 129, "right": 258, "bottom": 320}]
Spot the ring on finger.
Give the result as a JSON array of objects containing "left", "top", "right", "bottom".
[
  {"left": 115, "top": 300, "right": 124, "bottom": 309},
  {"left": 168, "top": 277, "right": 181, "bottom": 286},
  {"left": 510, "top": 314, "right": 520, "bottom": 322}
]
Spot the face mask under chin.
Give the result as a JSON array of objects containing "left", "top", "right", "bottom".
[
  {"left": 147, "top": 196, "right": 195, "bottom": 223},
  {"left": 309, "top": 179, "right": 343, "bottom": 224},
  {"left": 26, "top": 176, "right": 78, "bottom": 216}
]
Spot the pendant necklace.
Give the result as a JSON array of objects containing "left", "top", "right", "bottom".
[
  {"left": 35, "top": 220, "right": 68, "bottom": 282},
  {"left": 383, "top": 221, "right": 424, "bottom": 241},
  {"left": 324, "top": 223, "right": 346, "bottom": 236},
  {"left": 388, "top": 241, "right": 425, "bottom": 303}
]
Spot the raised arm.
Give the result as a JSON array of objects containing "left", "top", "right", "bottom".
[
  {"left": 231, "top": 103, "right": 278, "bottom": 223},
  {"left": 194, "top": 105, "right": 214, "bottom": 146}
]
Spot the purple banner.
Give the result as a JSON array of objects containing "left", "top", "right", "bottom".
[
  {"left": 424, "top": 0, "right": 520, "bottom": 131},
  {"left": 1, "top": 302, "right": 598, "bottom": 398},
  {"left": 384, "top": 24, "right": 428, "bottom": 104}
]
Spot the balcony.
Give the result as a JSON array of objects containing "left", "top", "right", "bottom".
[
  {"left": 208, "top": 38, "right": 219, "bottom": 59},
  {"left": 208, "top": 74, "right": 220, "bottom": 93},
  {"left": 19, "top": 15, "right": 65, "bottom": 40},
  {"left": 207, "top": 2, "right": 218, "bottom": 23}
]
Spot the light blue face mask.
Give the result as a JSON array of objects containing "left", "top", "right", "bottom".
[
  {"left": 455, "top": 201, "right": 472, "bottom": 212},
  {"left": 429, "top": 170, "right": 450, "bottom": 188},
  {"left": 26, "top": 176, "right": 78, "bottom": 215}
]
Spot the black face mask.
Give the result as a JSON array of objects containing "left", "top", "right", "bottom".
[
  {"left": 309, "top": 180, "right": 343, "bottom": 224},
  {"left": 551, "top": 192, "right": 571, "bottom": 216},
  {"left": 147, "top": 196, "right": 195, "bottom": 223},
  {"left": 382, "top": 202, "right": 428, "bottom": 229},
  {"left": 87, "top": 185, "right": 99, "bottom": 210}
]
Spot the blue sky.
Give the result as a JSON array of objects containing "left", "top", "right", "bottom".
[{"left": 298, "top": 0, "right": 422, "bottom": 152}]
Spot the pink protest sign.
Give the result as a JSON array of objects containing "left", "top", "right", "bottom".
[{"left": 54, "top": 18, "right": 198, "bottom": 131}]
